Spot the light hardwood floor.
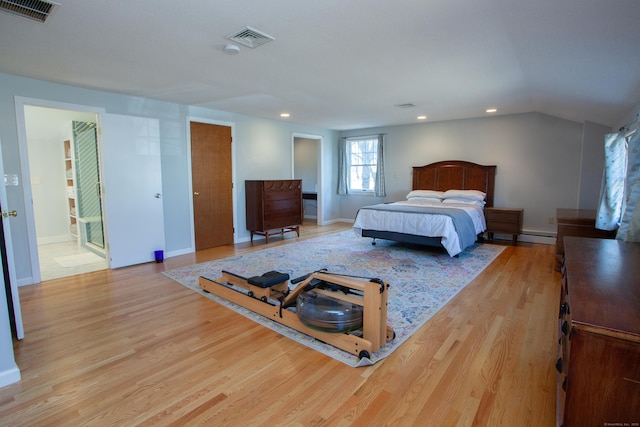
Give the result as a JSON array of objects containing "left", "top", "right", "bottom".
[{"left": 1, "top": 222, "right": 560, "bottom": 426}]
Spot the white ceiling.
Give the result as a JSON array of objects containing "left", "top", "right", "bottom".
[{"left": 1, "top": 0, "right": 639, "bottom": 130}]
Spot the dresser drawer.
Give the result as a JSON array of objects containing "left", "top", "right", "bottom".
[
  {"left": 264, "top": 198, "right": 300, "bottom": 213},
  {"left": 263, "top": 180, "right": 301, "bottom": 192},
  {"left": 265, "top": 190, "right": 301, "bottom": 201},
  {"left": 486, "top": 209, "right": 520, "bottom": 224}
]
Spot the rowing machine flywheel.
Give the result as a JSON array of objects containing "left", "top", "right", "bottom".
[{"left": 296, "top": 290, "right": 363, "bottom": 333}]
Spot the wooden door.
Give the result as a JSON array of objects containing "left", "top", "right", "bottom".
[{"left": 190, "top": 122, "right": 233, "bottom": 250}]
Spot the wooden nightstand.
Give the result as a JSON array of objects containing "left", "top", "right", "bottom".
[{"left": 485, "top": 207, "right": 523, "bottom": 245}]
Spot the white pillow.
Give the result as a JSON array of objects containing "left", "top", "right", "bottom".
[
  {"left": 406, "top": 190, "right": 444, "bottom": 200},
  {"left": 405, "top": 197, "right": 442, "bottom": 205},
  {"left": 442, "top": 198, "right": 485, "bottom": 207},
  {"left": 442, "top": 189, "right": 486, "bottom": 201}
]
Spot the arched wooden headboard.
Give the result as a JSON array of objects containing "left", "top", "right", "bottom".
[{"left": 412, "top": 160, "right": 497, "bottom": 207}]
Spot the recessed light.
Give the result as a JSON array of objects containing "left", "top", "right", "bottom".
[
  {"left": 485, "top": 108, "right": 497, "bottom": 113},
  {"left": 280, "top": 113, "right": 290, "bottom": 118},
  {"left": 417, "top": 115, "right": 427, "bottom": 120}
]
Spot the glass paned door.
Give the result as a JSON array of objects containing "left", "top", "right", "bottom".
[{"left": 73, "top": 121, "right": 105, "bottom": 249}]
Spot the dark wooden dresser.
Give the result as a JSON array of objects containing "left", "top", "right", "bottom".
[
  {"left": 555, "top": 208, "right": 616, "bottom": 271},
  {"left": 245, "top": 180, "right": 302, "bottom": 243},
  {"left": 557, "top": 237, "right": 640, "bottom": 426}
]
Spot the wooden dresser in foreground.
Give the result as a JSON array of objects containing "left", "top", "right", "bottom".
[
  {"left": 555, "top": 208, "right": 616, "bottom": 271},
  {"left": 245, "top": 180, "right": 302, "bottom": 244},
  {"left": 557, "top": 237, "right": 640, "bottom": 426}
]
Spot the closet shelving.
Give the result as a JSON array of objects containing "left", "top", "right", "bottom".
[{"left": 64, "top": 139, "right": 78, "bottom": 239}]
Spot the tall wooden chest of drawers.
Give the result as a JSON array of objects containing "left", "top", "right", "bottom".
[
  {"left": 245, "top": 180, "right": 302, "bottom": 243},
  {"left": 557, "top": 237, "right": 640, "bottom": 426}
]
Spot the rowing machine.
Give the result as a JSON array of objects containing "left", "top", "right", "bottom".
[{"left": 198, "top": 270, "right": 395, "bottom": 360}]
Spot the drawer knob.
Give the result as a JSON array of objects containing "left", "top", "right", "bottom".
[{"left": 561, "top": 321, "right": 569, "bottom": 336}]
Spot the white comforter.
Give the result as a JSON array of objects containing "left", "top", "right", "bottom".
[{"left": 352, "top": 199, "right": 486, "bottom": 256}]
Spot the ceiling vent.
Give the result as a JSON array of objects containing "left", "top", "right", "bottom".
[
  {"left": 226, "top": 26, "right": 275, "bottom": 49},
  {"left": 0, "top": 0, "right": 59, "bottom": 23}
]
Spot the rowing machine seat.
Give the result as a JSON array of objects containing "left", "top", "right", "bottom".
[{"left": 247, "top": 271, "right": 290, "bottom": 288}]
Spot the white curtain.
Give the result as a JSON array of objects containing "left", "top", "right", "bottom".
[
  {"left": 337, "top": 137, "right": 348, "bottom": 195},
  {"left": 596, "top": 132, "right": 628, "bottom": 230},
  {"left": 616, "top": 130, "right": 640, "bottom": 241},
  {"left": 374, "top": 134, "right": 386, "bottom": 197}
]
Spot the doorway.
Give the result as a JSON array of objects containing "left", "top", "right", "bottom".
[
  {"left": 189, "top": 120, "right": 234, "bottom": 250},
  {"left": 293, "top": 134, "right": 322, "bottom": 224},
  {"left": 23, "top": 105, "right": 107, "bottom": 281},
  {"left": 16, "top": 98, "right": 168, "bottom": 284}
]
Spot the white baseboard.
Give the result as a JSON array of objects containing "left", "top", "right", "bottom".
[
  {"left": 165, "top": 247, "right": 193, "bottom": 259},
  {"left": 491, "top": 229, "right": 556, "bottom": 245},
  {"left": 17, "top": 277, "right": 36, "bottom": 287},
  {"left": 0, "top": 366, "right": 21, "bottom": 388},
  {"left": 321, "top": 218, "right": 353, "bottom": 225},
  {"left": 519, "top": 235, "right": 555, "bottom": 245}
]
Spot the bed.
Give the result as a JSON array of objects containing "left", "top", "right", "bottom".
[{"left": 353, "top": 160, "right": 497, "bottom": 256}]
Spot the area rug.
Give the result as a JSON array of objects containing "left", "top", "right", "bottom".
[{"left": 163, "top": 230, "right": 505, "bottom": 367}]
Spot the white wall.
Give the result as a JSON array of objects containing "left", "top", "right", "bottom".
[
  {"left": 0, "top": 73, "right": 339, "bottom": 284},
  {"left": 579, "top": 121, "right": 611, "bottom": 209},
  {"left": 294, "top": 137, "right": 319, "bottom": 219},
  {"left": 339, "top": 112, "right": 609, "bottom": 237},
  {"left": 27, "top": 133, "right": 69, "bottom": 242},
  {"left": 0, "top": 71, "right": 625, "bottom": 280},
  {"left": 614, "top": 100, "right": 640, "bottom": 130},
  {"left": 294, "top": 138, "right": 318, "bottom": 192}
]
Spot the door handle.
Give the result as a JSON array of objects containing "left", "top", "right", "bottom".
[
  {"left": 2, "top": 210, "right": 17, "bottom": 218},
  {"left": 194, "top": 192, "right": 200, "bottom": 196},
  {"left": 154, "top": 193, "right": 162, "bottom": 199}
]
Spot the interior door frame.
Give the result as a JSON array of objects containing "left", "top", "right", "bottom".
[
  {"left": 14, "top": 97, "right": 106, "bottom": 285},
  {"left": 186, "top": 117, "right": 237, "bottom": 250},
  {"left": 291, "top": 132, "right": 323, "bottom": 225},
  {"left": 0, "top": 141, "right": 24, "bottom": 340}
]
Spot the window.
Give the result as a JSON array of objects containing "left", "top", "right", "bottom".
[
  {"left": 337, "top": 134, "right": 385, "bottom": 197},
  {"left": 347, "top": 137, "right": 378, "bottom": 192}
]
